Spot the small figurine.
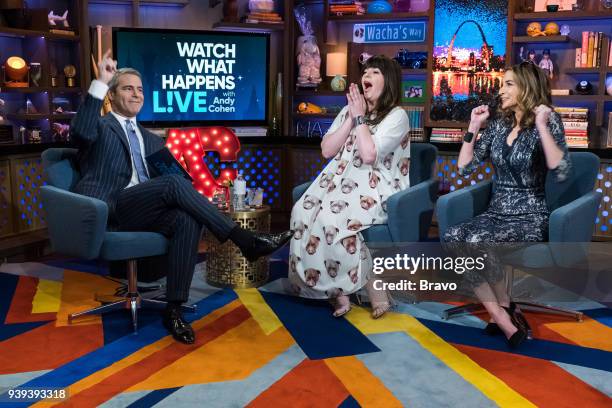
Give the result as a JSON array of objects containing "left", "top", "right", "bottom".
[
  {"left": 48, "top": 10, "right": 69, "bottom": 27},
  {"left": 544, "top": 22, "right": 560, "bottom": 36},
  {"left": 527, "top": 49, "right": 537, "bottom": 64},
  {"left": 51, "top": 122, "right": 70, "bottom": 142},
  {"left": 527, "top": 22, "right": 545, "bottom": 37},
  {"left": 539, "top": 49, "right": 554, "bottom": 79},
  {"left": 296, "top": 36, "right": 322, "bottom": 87},
  {"left": 294, "top": 5, "right": 322, "bottom": 87},
  {"left": 560, "top": 24, "right": 570, "bottom": 36}
]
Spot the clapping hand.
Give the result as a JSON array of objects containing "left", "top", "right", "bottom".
[
  {"left": 98, "top": 49, "right": 117, "bottom": 85},
  {"left": 347, "top": 83, "right": 366, "bottom": 119}
]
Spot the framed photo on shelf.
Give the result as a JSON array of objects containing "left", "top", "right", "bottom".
[
  {"left": 534, "top": 0, "right": 576, "bottom": 11},
  {"left": 402, "top": 80, "right": 426, "bottom": 103}
]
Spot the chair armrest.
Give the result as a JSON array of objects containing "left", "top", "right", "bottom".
[
  {"left": 436, "top": 180, "right": 493, "bottom": 237},
  {"left": 292, "top": 182, "right": 313, "bottom": 204},
  {"left": 549, "top": 191, "right": 602, "bottom": 242},
  {"left": 387, "top": 179, "right": 439, "bottom": 242},
  {"left": 40, "top": 186, "right": 108, "bottom": 259}
]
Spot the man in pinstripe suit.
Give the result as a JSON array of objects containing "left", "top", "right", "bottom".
[{"left": 71, "top": 51, "right": 292, "bottom": 344}]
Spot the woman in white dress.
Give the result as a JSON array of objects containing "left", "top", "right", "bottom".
[{"left": 289, "top": 55, "right": 410, "bottom": 318}]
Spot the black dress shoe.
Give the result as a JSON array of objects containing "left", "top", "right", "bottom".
[
  {"left": 162, "top": 306, "right": 195, "bottom": 344},
  {"left": 242, "top": 230, "right": 293, "bottom": 262}
]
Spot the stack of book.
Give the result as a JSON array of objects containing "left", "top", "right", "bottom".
[
  {"left": 555, "top": 107, "right": 589, "bottom": 148},
  {"left": 575, "top": 32, "right": 606, "bottom": 68},
  {"left": 402, "top": 106, "right": 425, "bottom": 142},
  {"left": 329, "top": 1, "right": 365, "bottom": 16},
  {"left": 245, "top": 11, "right": 284, "bottom": 24},
  {"left": 230, "top": 127, "right": 268, "bottom": 137},
  {"left": 430, "top": 128, "right": 463, "bottom": 143}
]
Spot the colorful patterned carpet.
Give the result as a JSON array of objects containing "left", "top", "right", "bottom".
[{"left": 0, "top": 252, "right": 611, "bottom": 408}]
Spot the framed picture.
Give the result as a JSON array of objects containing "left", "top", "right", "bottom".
[
  {"left": 534, "top": 0, "right": 547, "bottom": 11},
  {"left": 402, "top": 80, "right": 426, "bottom": 103},
  {"left": 431, "top": 0, "right": 508, "bottom": 122}
]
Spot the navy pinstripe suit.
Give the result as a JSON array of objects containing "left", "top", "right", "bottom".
[{"left": 71, "top": 94, "right": 236, "bottom": 301}]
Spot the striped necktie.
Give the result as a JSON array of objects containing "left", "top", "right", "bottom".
[{"left": 125, "top": 119, "right": 149, "bottom": 182}]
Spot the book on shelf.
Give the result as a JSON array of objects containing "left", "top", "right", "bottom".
[
  {"left": 244, "top": 18, "right": 284, "bottom": 24},
  {"left": 49, "top": 28, "right": 76, "bottom": 36},
  {"left": 563, "top": 121, "right": 589, "bottom": 130},
  {"left": 593, "top": 32, "right": 599, "bottom": 69},
  {"left": 596, "top": 32, "right": 603, "bottom": 68},
  {"left": 329, "top": 1, "right": 365, "bottom": 15},
  {"left": 555, "top": 107, "right": 589, "bottom": 145},
  {"left": 554, "top": 107, "right": 588, "bottom": 113},
  {"left": 581, "top": 32, "right": 589, "bottom": 67},
  {"left": 575, "top": 48, "right": 581, "bottom": 68},
  {"left": 566, "top": 138, "right": 589, "bottom": 148},
  {"left": 430, "top": 127, "right": 463, "bottom": 143},
  {"left": 580, "top": 32, "right": 606, "bottom": 68},
  {"left": 587, "top": 32, "right": 595, "bottom": 67},
  {"left": 609, "top": 40, "right": 612, "bottom": 67},
  {"left": 552, "top": 89, "right": 571, "bottom": 96},
  {"left": 402, "top": 106, "right": 425, "bottom": 142}
]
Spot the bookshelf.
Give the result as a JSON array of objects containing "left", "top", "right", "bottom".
[
  {"left": 510, "top": 0, "right": 612, "bottom": 148},
  {"left": 0, "top": 0, "right": 87, "bottom": 145}
]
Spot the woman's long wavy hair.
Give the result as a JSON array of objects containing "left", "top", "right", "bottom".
[
  {"left": 361, "top": 55, "right": 402, "bottom": 126},
  {"left": 501, "top": 62, "right": 552, "bottom": 129}
]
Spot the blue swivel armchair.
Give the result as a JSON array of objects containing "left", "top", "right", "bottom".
[
  {"left": 40, "top": 148, "right": 194, "bottom": 332},
  {"left": 292, "top": 143, "right": 439, "bottom": 243},
  {"left": 436, "top": 151, "right": 602, "bottom": 323}
]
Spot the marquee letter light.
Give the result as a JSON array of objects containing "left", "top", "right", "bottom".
[{"left": 166, "top": 127, "right": 241, "bottom": 197}]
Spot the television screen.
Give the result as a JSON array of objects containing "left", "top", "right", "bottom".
[{"left": 113, "top": 27, "right": 270, "bottom": 126}]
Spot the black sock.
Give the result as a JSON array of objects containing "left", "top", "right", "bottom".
[{"left": 228, "top": 226, "right": 253, "bottom": 251}]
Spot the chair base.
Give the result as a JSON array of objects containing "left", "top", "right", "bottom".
[
  {"left": 68, "top": 260, "right": 196, "bottom": 332},
  {"left": 442, "top": 300, "right": 584, "bottom": 340}
]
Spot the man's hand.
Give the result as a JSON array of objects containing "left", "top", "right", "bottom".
[{"left": 98, "top": 49, "right": 117, "bottom": 85}]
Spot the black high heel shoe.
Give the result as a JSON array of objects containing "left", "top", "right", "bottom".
[
  {"left": 501, "top": 305, "right": 527, "bottom": 349},
  {"left": 484, "top": 322, "right": 502, "bottom": 335},
  {"left": 485, "top": 302, "right": 515, "bottom": 336}
]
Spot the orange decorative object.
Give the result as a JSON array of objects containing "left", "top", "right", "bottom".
[
  {"left": 4, "top": 56, "right": 29, "bottom": 87},
  {"left": 297, "top": 102, "right": 324, "bottom": 114},
  {"left": 544, "top": 22, "right": 560, "bottom": 36},
  {"left": 166, "top": 126, "right": 241, "bottom": 198},
  {"left": 526, "top": 22, "right": 545, "bottom": 37}
]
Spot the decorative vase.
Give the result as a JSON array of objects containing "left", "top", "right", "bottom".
[{"left": 330, "top": 75, "right": 346, "bottom": 91}]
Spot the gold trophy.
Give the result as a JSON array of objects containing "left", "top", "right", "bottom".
[
  {"left": 64, "top": 64, "right": 76, "bottom": 87},
  {"left": 50, "top": 64, "right": 58, "bottom": 87}
]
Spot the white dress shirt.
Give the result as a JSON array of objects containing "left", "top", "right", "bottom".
[{"left": 88, "top": 79, "right": 149, "bottom": 188}]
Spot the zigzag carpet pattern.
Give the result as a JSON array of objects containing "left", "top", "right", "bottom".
[{"left": 0, "top": 254, "right": 610, "bottom": 407}]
